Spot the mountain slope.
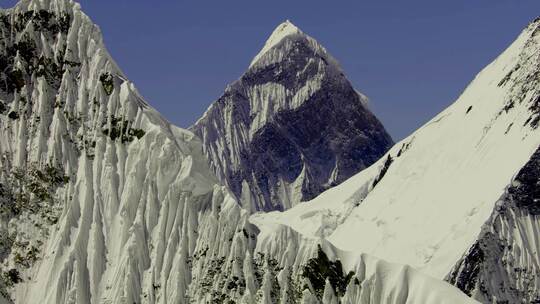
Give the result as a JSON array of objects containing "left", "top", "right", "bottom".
[
  {"left": 247, "top": 224, "right": 478, "bottom": 304},
  {"left": 0, "top": 1, "right": 473, "bottom": 303},
  {"left": 191, "top": 21, "right": 393, "bottom": 212},
  {"left": 250, "top": 16, "right": 540, "bottom": 302},
  {"left": 0, "top": 0, "right": 250, "bottom": 303}
]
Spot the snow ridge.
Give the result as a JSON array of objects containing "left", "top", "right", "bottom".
[
  {"left": 249, "top": 20, "right": 339, "bottom": 71},
  {"left": 249, "top": 20, "right": 302, "bottom": 68},
  {"left": 0, "top": 1, "right": 243, "bottom": 303}
]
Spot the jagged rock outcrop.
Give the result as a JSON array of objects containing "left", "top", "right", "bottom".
[{"left": 191, "top": 21, "right": 393, "bottom": 212}]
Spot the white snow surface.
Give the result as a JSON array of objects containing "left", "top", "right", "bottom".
[
  {"left": 249, "top": 20, "right": 302, "bottom": 68},
  {"left": 249, "top": 20, "right": 341, "bottom": 72},
  {"left": 252, "top": 222, "right": 479, "bottom": 304},
  {"left": 250, "top": 17, "right": 540, "bottom": 280}
]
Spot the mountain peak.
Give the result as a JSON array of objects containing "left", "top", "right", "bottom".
[
  {"left": 271, "top": 19, "right": 303, "bottom": 39},
  {"left": 249, "top": 20, "right": 318, "bottom": 69},
  {"left": 192, "top": 20, "right": 392, "bottom": 212}
]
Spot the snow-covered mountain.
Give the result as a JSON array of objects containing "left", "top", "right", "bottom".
[
  {"left": 252, "top": 17, "right": 540, "bottom": 303},
  {"left": 191, "top": 21, "right": 393, "bottom": 212},
  {"left": 0, "top": 0, "right": 474, "bottom": 303},
  {"left": 0, "top": 0, "right": 249, "bottom": 303}
]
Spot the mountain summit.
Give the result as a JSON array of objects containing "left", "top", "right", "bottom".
[
  {"left": 249, "top": 20, "right": 302, "bottom": 67},
  {"left": 248, "top": 20, "right": 335, "bottom": 70},
  {"left": 191, "top": 20, "right": 393, "bottom": 212}
]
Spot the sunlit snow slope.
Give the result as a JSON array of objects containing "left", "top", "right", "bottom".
[
  {"left": 0, "top": 0, "right": 474, "bottom": 303},
  {"left": 251, "top": 16, "right": 540, "bottom": 303},
  {"left": 191, "top": 21, "right": 392, "bottom": 212}
]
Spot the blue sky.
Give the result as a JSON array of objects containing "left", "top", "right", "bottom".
[{"left": 3, "top": 0, "right": 540, "bottom": 140}]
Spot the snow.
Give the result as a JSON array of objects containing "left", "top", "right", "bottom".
[
  {"left": 250, "top": 15, "right": 540, "bottom": 281},
  {"left": 0, "top": 1, "right": 246, "bottom": 303},
  {"left": 192, "top": 19, "right": 392, "bottom": 212},
  {"left": 1, "top": 0, "right": 537, "bottom": 302},
  {"left": 251, "top": 221, "right": 479, "bottom": 303},
  {"left": 249, "top": 20, "right": 302, "bottom": 68},
  {"left": 248, "top": 19, "right": 342, "bottom": 72},
  {"left": 446, "top": 146, "right": 540, "bottom": 302}
]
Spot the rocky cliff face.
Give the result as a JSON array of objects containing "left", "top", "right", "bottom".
[
  {"left": 447, "top": 146, "right": 540, "bottom": 303},
  {"left": 191, "top": 21, "right": 393, "bottom": 212}
]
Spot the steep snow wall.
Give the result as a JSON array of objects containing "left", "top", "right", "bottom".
[{"left": 0, "top": 0, "right": 254, "bottom": 303}]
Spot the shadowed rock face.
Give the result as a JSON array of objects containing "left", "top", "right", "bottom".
[
  {"left": 507, "top": 146, "right": 540, "bottom": 215},
  {"left": 191, "top": 21, "right": 393, "bottom": 212},
  {"left": 447, "top": 146, "right": 540, "bottom": 303}
]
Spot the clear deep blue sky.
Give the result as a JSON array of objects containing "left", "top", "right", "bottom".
[{"left": 3, "top": 1, "right": 540, "bottom": 140}]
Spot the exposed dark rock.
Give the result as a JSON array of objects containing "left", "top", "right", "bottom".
[
  {"left": 372, "top": 155, "right": 393, "bottom": 188},
  {"left": 446, "top": 241, "right": 484, "bottom": 296},
  {"left": 102, "top": 116, "right": 145, "bottom": 143},
  {"left": 507, "top": 146, "right": 540, "bottom": 215},
  {"left": 447, "top": 146, "right": 540, "bottom": 302},
  {"left": 99, "top": 73, "right": 114, "bottom": 95},
  {"left": 2, "top": 269, "right": 22, "bottom": 287},
  {"left": 243, "top": 41, "right": 322, "bottom": 90},
  {"left": 8, "top": 111, "right": 19, "bottom": 120},
  {"left": 0, "top": 9, "right": 72, "bottom": 96},
  {"left": 302, "top": 245, "right": 355, "bottom": 299}
]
